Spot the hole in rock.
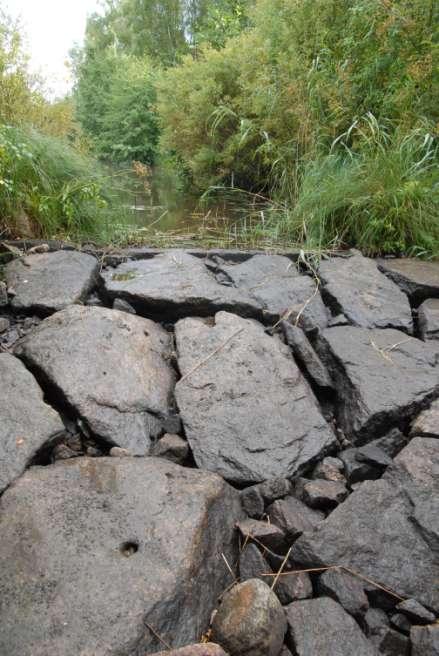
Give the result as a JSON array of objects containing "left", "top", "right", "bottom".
[{"left": 120, "top": 541, "right": 139, "bottom": 557}]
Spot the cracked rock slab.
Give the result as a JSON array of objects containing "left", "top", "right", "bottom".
[
  {"left": 0, "top": 457, "right": 242, "bottom": 656},
  {"left": 15, "top": 306, "right": 176, "bottom": 455},
  {"left": 0, "top": 353, "right": 64, "bottom": 492},
  {"left": 217, "top": 254, "right": 329, "bottom": 332},
  {"left": 377, "top": 257, "right": 439, "bottom": 304},
  {"left": 5, "top": 250, "right": 100, "bottom": 314},
  {"left": 319, "top": 326, "right": 439, "bottom": 443},
  {"left": 175, "top": 312, "right": 336, "bottom": 484},
  {"left": 293, "top": 437, "right": 439, "bottom": 612},
  {"left": 103, "top": 250, "right": 261, "bottom": 320},
  {"left": 319, "top": 253, "right": 413, "bottom": 331}
]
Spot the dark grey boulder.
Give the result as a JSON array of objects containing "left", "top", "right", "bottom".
[
  {"left": 377, "top": 258, "right": 439, "bottom": 304},
  {"left": 281, "top": 322, "right": 333, "bottom": 391},
  {"left": 294, "top": 438, "right": 439, "bottom": 613},
  {"left": 317, "top": 568, "right": 369, "bottom": 619},
  {"left": 175, "top": 312, "right": 336, "bottom": 484},
  {"left": 0, "top": 457, "right": 242, "bottom": 655},
  {"left": 211, "top": 579, "right": 287, "bottom": 656},
  {"left": 15, "top": 306, "right": 176, "bottom": 455},
  {"left": 151, "top": 433, "right": 190, "bottom": 464},
  {"left": 370, "top": 627, "right": 410, "bottom": 655},
  {"left": 296, "top": 478, "right": 349, "bottom": 510},
  {"left": 266, "top": 497, "right": 324, "bottom": 541},
  {"left": 103, "top": 251, "right": 261, "bottom": 320},
  {"left": 240, "top": 486, "right": 265, "bottom": 518},
  {"left": 319, "top": 326, "right": 439, "bottom": 443},
  {"left": 239, "top": 543, "right": 310, "bottom": 606},
  {"left": 411, "top": 399, "right": 439, "bottom": 437},
  {"left": 389, "top": 613, "right": 411, "bottom": 634},
  {"left": 418, "top": 298, "right": 439, "bottom": 341},
  {"left": 217, "top": 254, "right": 329, "bottom": 332},
  {"left": 237, "top": 519, "right": 287, "bottom": 553},
  {"left": 411, "top": 625, "right": 439, "bottom": 656},
  {"left": 285, "top": 597, "right": 376, "bottom": 656},
  {"left": 319, "top": 253, "right": 413, "bottom": 332},
  {"left": 0, "top": 353, "right": 64, "bottom": 491},
  {"left": 259, "top": 478, "right": 293, "bottom": 504},
  {"left": 5, "top": 250, "right": 99, "bottom": 314},
  {"left": 367, "top": 429, "right": 407, "bottom": 458},
  {"left": 364, "top": 608, "right": 389, "bottom": 637},
  {"left": 396, "top": 598, "right": 436, "bottom": 624},
  {"left": 312, "top": 457, "right": 345, "bottom": 482},
  {"left": 339, "top": 449, "right": 383, "bottom": 485}
]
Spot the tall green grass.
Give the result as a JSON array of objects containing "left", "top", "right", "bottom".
[{"left": 0, "top": 124, "right": 132, "bottom": 242}]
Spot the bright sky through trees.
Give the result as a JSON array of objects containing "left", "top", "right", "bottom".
[{"left": 5, "top": 0, "right": 101, "bottom": 96}]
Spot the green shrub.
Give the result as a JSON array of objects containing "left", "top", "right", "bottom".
[{"left": 0, "top": 124, "right": 128, "bottom": 241}]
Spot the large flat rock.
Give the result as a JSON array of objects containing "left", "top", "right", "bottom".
[
  {"left": 0, "top": 457, "right": 242, "bottom": 655},
  {"left": 319, "top": 253, "right": 413, "bottom": 331},
  {"left": 319, "top": 326, "right": 439, "bottom": 443},
  {"left": 0, "top": 353, "right": 64, "bottom": 492},
  {"left": 293, "top": 437, "right": 439, "bottom": 612},
  {"left": 15, "top": 306, "right": 176, "bottom": 455},
  {"left": 103, "top": 251, "right": 261, "bottom": 320},
  {"left": 217, "top": 254, "right": 329, "bottom": 332},
  {"left": 175, "top": 312, "right": 336, "bottom": 484},
  {"left": 377, "top": 257, "right": 439, "bottom": 304},
  {"left": 6, "top": 250, "right": 99, "bottom": 314}
]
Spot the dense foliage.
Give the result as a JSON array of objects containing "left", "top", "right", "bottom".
[{"left": 0, "top": 10, "right": 127, "bottom": 242}]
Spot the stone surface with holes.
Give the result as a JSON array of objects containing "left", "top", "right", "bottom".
[
  {"left": 318, "top": 326, "right": 439, "bottom": 443},
  {"left": 216, "top": 254, "right": 329, "bottom": 332},
  {"left": 0, "top": 456, "right": 243, "bottom": 655},
  {"left": 103, "top": 251, "right": 261, "bottom": 320},
  {"left": 15, "top": 306, "right": 176, "bottom": 455},
  {"left": 175, "top": 312, "right": 336, "bottom": 484},
  {"left": 318, "top": 253, "right": 413, "bottom": 331},
  {"left": 5, "top": 250, "right": 100, "bottom": 314},
  {"left": 0, "top": 353, "right": 64, "bottom": 492},
  {"left": 294, "top": 437, "right": 439, "bottom": 612}
]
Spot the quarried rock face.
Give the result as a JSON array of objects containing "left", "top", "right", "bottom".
[
  {"left": 286, "top": 597, "right": 376, "bottom": 656},
  {"left": 319, "top": 253, "right": 413, "bottom": 331},
  {"left": 0, "top": 457, "right": 242, "bottom": 655},
  {"left": 0, "top": 353, "right": 64, "bottom": 492},
  {"left": 6, "top": 250, "right": 99, "bottom": 314},
  {"left": 377, "top": 257, "right": 439, "bottom": 304},
  {"left": 293, "top": 438, "right": 439, "bottom": 612},
  {"left": 103, "top": 251, "right": 261, "bottom": 320},
  {"left": 15, "top": 306, "right": 176, "bottom": 454},
  {"left": 175, "top": 312, "right": 336, "bottom": 484},
  {"left": 319, "top": 326, "right": 439, "bottom": 443}
]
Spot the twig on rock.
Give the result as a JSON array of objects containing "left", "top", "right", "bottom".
[
  {"left": 179, "top": 328, "right": 244, "bottom": 384},
  {"left": 144, "top": 621, "right": 172, "bottom": 650},
  {"left": 261, "top": 564, "right": 406, "bottom": 601},
  {"left": 271, "top": 546, "right": 292, "bottom": 592}
]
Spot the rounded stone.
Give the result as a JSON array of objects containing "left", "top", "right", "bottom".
[{"left": 212, "top": 579, "right": 286, "bottom": 656}]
